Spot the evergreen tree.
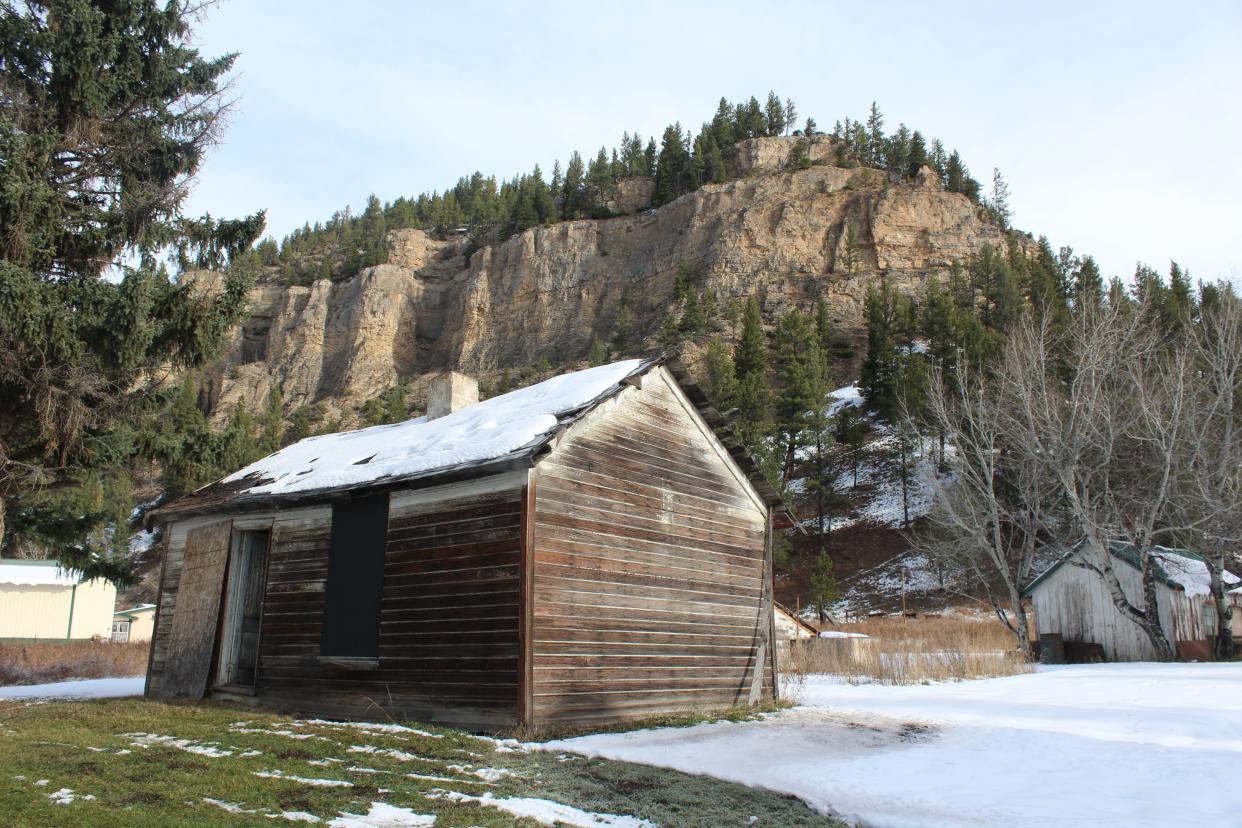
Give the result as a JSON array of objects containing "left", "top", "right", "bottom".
[
  {"left": 701, "top": 339, "right": 737, "bottom": 411},
  {"left": 673, "top": 259, "right": 692, "bottom": 301},
  {"left": 733, "top": 297, "right": 771, "bottom": 445},
  {"left": 907, "top": 130, "right": 929, "bottom": 178},
  {"left": 859, "top": 281, "right": 907, "bottom": 417},
  {"left": 986, "top": 168, "right": 1011, "bottom": 228},
  {"left": 865, "top": 102, "right": 885, "bottom": 166},
  {"left": 588, "top": 336, "right": 608, "bottom": 366},
  {"left": 0, "top": 0, "right": 263, "bottom": 580},
  {"left": 679, "top": 290, "right": 705, "bottom": 335},
  {"left": 808, "top": 550, "right": 841, "bottom": 622},
  {"left": 784, "top": 98, "right": 798, "bottom": 135},
  {"left": 562, "top": 151, "right": 587, "bottom": 218},
  {"left": 613, "top": 290, "right": 638, "bottom": 352},
  {"left": 734, "top": 297, "right": 767, "bottom": 378},
  {"left": 258, "top": 388, "right": 285, "bottom": 454},
  {"left": 653, "top": 123, "right": 689, "bottom": 206},
  {"left": 775, "top": 309, "right": 825, "bottom": 479},
  {"left": 727, "top": 296, "right": 744, "bottom": 344},
  {"left": 765, "top": 91, "right": 787, "bottom": 137},
  {"left": 1073, "top": 255, "right": 1104, "bottom": 309},
  {"left": 659, "top": 310, "right": 681, "bottom": 349}
]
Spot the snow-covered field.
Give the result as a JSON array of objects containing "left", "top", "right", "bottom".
[
  {"left": 545, "top": 663, "right": 1241, "bottom": 828},
  {"left": 0, "top": 676, "right": 144, "bottom": 700}
]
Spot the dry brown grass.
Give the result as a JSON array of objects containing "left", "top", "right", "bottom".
[
  {"left": 0, "top": 640, "right": 149, "bottom": 686},
  {"left": 783, "top": 614, "right": 1032, "bottom": 686}
]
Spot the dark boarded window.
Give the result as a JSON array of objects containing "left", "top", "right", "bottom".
[{"left": 320, "top": 494, "right": 390, "bottom": 658}]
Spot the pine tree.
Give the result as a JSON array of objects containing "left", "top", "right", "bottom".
[
  {"left": 588, "top": 337, "right": 608, "bottom": 366},
  {"left": 660, "top": 310, "right": 681, "bottom": 349},
  {"left": 673, "top": 260, "right": 692, "bottom": 301},
  {"left": 0, "top": 0, "right": 263, "bottom": 580},
  {"left": 859, "top": 281, "right": 905, "bottom": 417},
  {"left": 734, "top": 297, "right": 767, "bottom": 378},
  {"left": 765, "top": 91, "right": 786, "bottom": 137},
  {"left": 679, "top": 290, "right": 705, "bottom": 335},
  {"left": 865, "top": 102, "right": 885, "bottom": 166},
  {"left": 562, "top": 151, "right": 586, "bottom": 218},
  {"left": 653, "top": 123, "right": 689, "bottom": 206},
  {"left": 258, "top": 388, "right": 285, "bottom": 454},
  {"left": 733, "top": 297, "right": 771, "bottom": 446},
  {"left": 1074, "top": 255, "right": 1104, "bottom": 309},
  {"left": 702, "top": 339, "right": 737, "bottom": 411},
  {"left": 808, "top": 551, "right": 841, "bottom": 622},
  {"left": 987, "top": 168, "right": 1011, "bottom": 228},
  {"left": 907, "top": 131, "right": 929, "bottom": 178},
  {"left": 613, "top": 291, "right": 638, "bottom": 352},
  {"left": 784, "top": 98, "right": 798, "bottom": 135},
  {"left": 727, "top": 296, "right": 743, "bottom": 344},
  {"left": 383, "top": 384, "right": 408, "bottom": 423},
  {"left": 775, "top": 309, "right": 825, "bottom": 479}
]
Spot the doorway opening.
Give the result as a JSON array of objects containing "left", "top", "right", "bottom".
[{"left": 216, "top": 528, "right": 270, "bottom": 689}]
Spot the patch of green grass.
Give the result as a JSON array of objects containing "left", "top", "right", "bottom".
[
  {"left": 0, "top": 697, "right": 844, "bottom": 827},
  {"left": 513, "top": 699, "right": 794, "bottom": 742}
]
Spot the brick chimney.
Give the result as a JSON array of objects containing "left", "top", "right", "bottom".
[{"left": 426, "top": 371, "right": 479, "bottom": 420}]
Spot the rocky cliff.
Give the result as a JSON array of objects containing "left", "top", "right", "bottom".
[{"left": 203, "top": 137, "right": 1017, "bottom": 423}]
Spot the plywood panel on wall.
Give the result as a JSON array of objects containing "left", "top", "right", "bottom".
[{"left": 156, "top": 520, "right": 232, "bottom": 699}]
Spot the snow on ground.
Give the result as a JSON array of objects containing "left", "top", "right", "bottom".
[
  {"left": 0, "top": 676, "right": 144, "bottom": 700},
  {"left": 543, "top": 663, "right": 1242, "bottom": 828},
  {"left": 427, "top": 790, "right": 655, "bottom": 827},
  {"left": 826, "top": 384, "right": 865, "bottom": 417},
  {"left": 224, "top": 359, "right": 645, "bottom": 495},
  {"left": 328, "top": 801, "right": 437, "bottom": 826}
]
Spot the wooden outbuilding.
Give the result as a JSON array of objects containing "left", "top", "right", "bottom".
[
  {"left": 144, "top": 358, "right": 783, "bottom": 729},
  {"left": 112, "top": 604, "right": 157, "bottom": 643},
  {"left": 1024, "top": 541, "right": 1241, "bottom": 662}
]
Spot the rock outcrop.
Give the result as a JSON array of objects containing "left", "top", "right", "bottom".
[{"left": 204, "top": 141, "right": 1017, "bottom": 423}]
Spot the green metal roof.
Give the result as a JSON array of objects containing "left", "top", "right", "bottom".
[{"left": 1021, "top": 540, "right": 1193, "bottom": 598}]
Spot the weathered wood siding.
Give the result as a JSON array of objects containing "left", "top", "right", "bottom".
[
  {"left": 1031, "top": 558, "right": 1198, "bottom": 661},
  {"left": 149, "top": 474, "right": 525, "bottom": 728},
  {"left": 530, "top": 367, "right": 774, "bottom": 726}
]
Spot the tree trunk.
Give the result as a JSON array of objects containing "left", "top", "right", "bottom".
[
  {"left": 1138, "top": 554, "right": 1178, "bottom": 661},
  {"left": 1207, "top": 557, "right": 1236, "bottom": 660},
  {"left": 815, "top": 432, "right": 825, "bottom": 545},
  {"left": 1091, "top": 539, "right": 1177, "bottom": 661}
]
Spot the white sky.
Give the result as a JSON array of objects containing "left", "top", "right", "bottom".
[{"left": 185, "top": 1, "right": 1242, "bottom": 286}]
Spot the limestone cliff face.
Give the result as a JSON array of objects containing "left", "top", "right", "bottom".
[{"left": 205, "top": 141, "right": 1016, "bottom": 422}]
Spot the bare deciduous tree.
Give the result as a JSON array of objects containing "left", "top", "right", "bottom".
[
  {"left": 912, "top": 357, "right": 1051, "bottom": 659},
  {"left": 1184, "top": 289, "right": 1242, "bottom": 658}
]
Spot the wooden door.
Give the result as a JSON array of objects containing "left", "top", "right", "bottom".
[{"left": 158, "top": 520, "right": 232, "bottom": 699}]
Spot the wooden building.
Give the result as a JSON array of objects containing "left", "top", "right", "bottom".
[
  {"left": 0, "top": 560, "right": 117, "bottom": 641},
  {"left": 145, "top": 358, "right": 783, "bottom": 729},
  {"left": 1024, "top": 541, "right": 1241, "bottom": 662}
]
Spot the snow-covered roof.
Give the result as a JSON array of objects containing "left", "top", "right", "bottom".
[
  {"left": 114, "top": 604, "right": 157, "bottom": 618},
  {"left": 150, "top": 356, "right": 790, "bottom": 524},
  {"left": 220, "top": 359, "right": 645, "bottom": 497},
  {"left": 1023, "top": 541, "right": 1240, "bottom": 599},
  {"left": 0, "top": 560, "right": 82, "bottom": 587}
]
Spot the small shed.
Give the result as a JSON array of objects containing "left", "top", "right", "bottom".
[
  {"left": 0, "top": 560, "right": 117, "bottom": 641},
  {"left": 145, "top": 358, "right": 783, "bottom": 729},
  {"left": 1023, "top": 541, "right": 1240, "bottom": 661},
  {"left": 112, "top": 604, "right": 158, "bottom": 643},
  {"left": 774, "top": 603, "right": 818, "bottom": 641}
]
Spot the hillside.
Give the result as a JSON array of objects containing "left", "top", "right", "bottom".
[{"left": 197, "top": 135, "right": 1015, "bottom": 427}]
